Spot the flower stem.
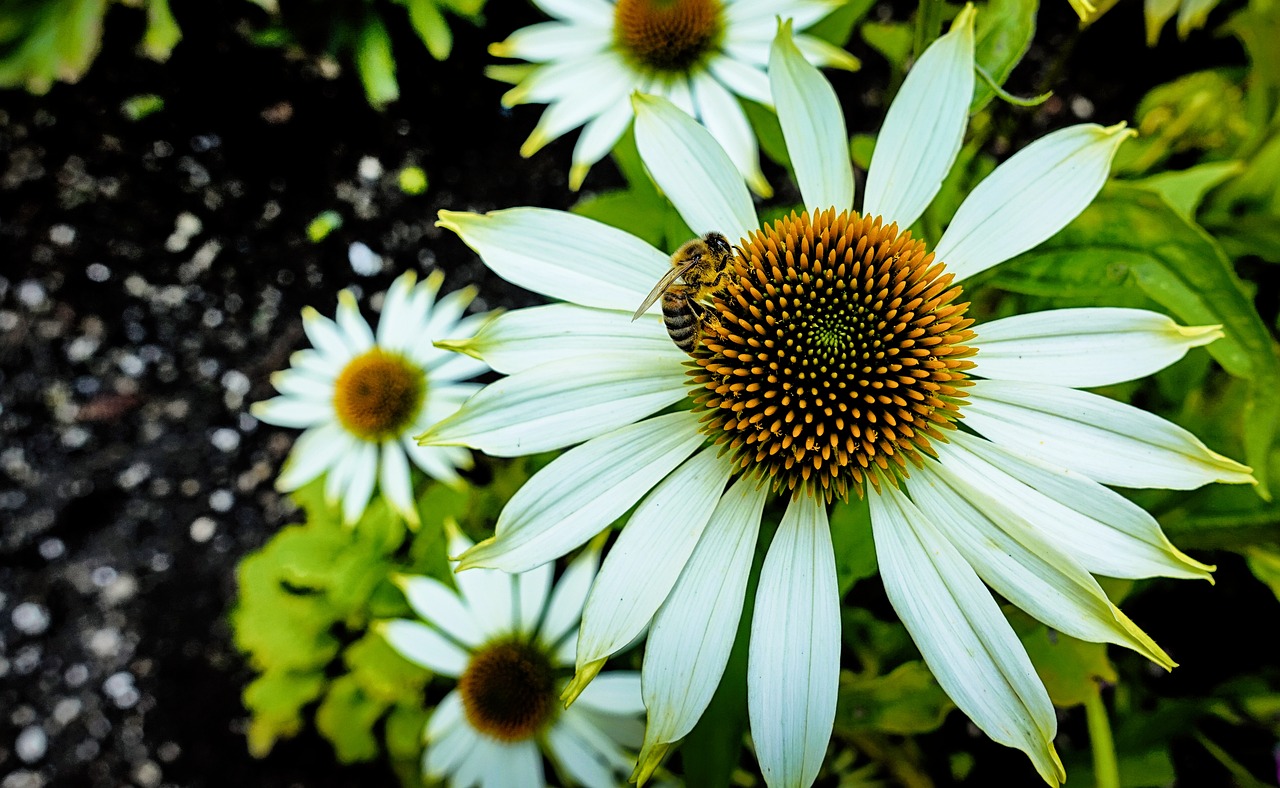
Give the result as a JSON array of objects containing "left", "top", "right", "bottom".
[{"left": 1085, "top": 683, "right": 1120, "bottom": 788}]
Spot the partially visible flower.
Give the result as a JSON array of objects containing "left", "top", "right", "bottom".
[
  {"left": 378, "top": 524, "right": 645, "bottom": 787},
  {"left": 252, "top": 271, "right": 488, "bottom": 526},
  {"left": 422, "top": 8, "right": 1254, "bottom": 786},
  {"left": 489, "top": 0, "right": 858, "bottom": 194}
]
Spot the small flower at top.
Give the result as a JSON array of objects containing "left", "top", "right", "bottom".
[
  {"left": 490, "top": 0, "right": 859, "bottom": 195},
  {"left": 252, "top": 270, "right": 490, "bottom": 526},
  {"left": 378, "top": 524, "right": 645, "bottom": 787}
]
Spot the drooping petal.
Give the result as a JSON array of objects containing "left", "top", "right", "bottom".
[
  {"left": 576, "top": 448, "right": 734, "bottom": 674},
  {"left": 394, "top": 575, "right": 485, "bottom": 648},
  {"left": 862, "top": 5, "right": 975, "bottom": 229},
  {"left": 725, "top": 0, "right": 841, "bottom": 35},
  {"left": 378, "top": 619, "right": 470, "bottom": 677},
  {"left": 768, "top": 21, "right": 855, "bottom": 213},
  {"left": 942, "top": 432, "right": 1214, "bottom": 581},
  {"left": 481, "top": 739, "right": 545, "bottom": 788},
  {"left": 635, "top": 476, "right": 767, "bottom": 784},
  {"left": 506, "top": 53, "right": 627, "bottom": 105},
  {"left": 376, "top": 271, "right": 420, "bottom": 350},
  {"left": 379, "top": 440, "right": 418, "bottom": 526},
  {"left": 457, "top": 412, "right": 706, "bottom": 573},
  {"left": 418, "top": 352, "right": 688, "bottom": 456},
  {"left": 490, "top": 21, "right": 610, "bottom": 62},
  {"left": 423, "top": 285, "right": 478, "bottom": 342},
  {"left": 748, "top": 493, "right": 840, "bottom": 788},
  {"left": 965, "top": 379, "right": 1255, "bottom": 489},
  {"left": 908, "top": 462, "right": 1173, "bottom": 668},
  {"left": 454, "top": 564, "right": 518, "bottom": 640},
  {"left": 340, "top": 441, "right": 379, "bottom": 525},
  {"left": 791, "top": 34, "right": 862, "bottom": 71},
  {"left": 633, "top": 93, "right": 757, "bottom": 241},
  {"left": 571, "top": 99, "right": 637, "bottom": 190},
  {"left": 972, "top": 308, "right": 1223, "bottom": 388},
  {"left": 275, "top": 423, "right": 351, "bottom": 491},
  {"left": 437, "top": 208, "right": 669, "bottom": 311},
  {"left": 692, "top": 70, "right": 771, "bottom": 197},
  {"left": 442, "top": 303, "right": 679, "bottom": 375},
  {"left": 518, "top": 63, "right": 637, "bottom": 157},
  {"left": 540, "top": 547, "right": 601, "bottom": 650},
  {"left": 936, "top": 123, "right": 1134, "bottom": 281},
  {"left": 870, "top": 486, "right": 1064, "bottom": 785},
  {"left": 403, "top": 439, "right": 465, "bottom": 487}
]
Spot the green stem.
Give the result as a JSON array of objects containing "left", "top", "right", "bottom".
[
  {"left": 911, "top": 0, "right": 944, "bottom": 66},
  {"left": 1085, "top": 684, "right": 1120, "bottom": 788}
]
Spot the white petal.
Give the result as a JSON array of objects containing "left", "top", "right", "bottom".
[
  {"left": 942, "top": 432, "right": 1214, "bottom": 581},
  {"left": 269, "top": 369, "right": 333, "bottom": 402},
  {"left": 437, "top": 208, "right": 669, "bottom": 310},
  {"left": 531, "top": 0, "right": 614, "bottom": 25},
  {"left": 426, "top": 689, "right": 465, "bottom": 742},
  {"left": 908, "top": 462, "right": 1173, "bottom": 667},
  {"left": 863, "top": 6, "right": 974, "bottom": 229},
  {"left": 633, "top": 93, "right": 757, "bottom": 241},
  {"left": 491, "top": 21, "right": 609, "bottom": 62},
  {"left": 456, "top": 412, "right": 705, "bottom": 573},
  {"left": 748, "top": 494, "right": 840, "bottom": 788},
  {"left": 275, "top": 423, "right": 349, "bottom": 491},
  {"left": 425, "top": 697, "right": 478, "bottom": 778},
  {"left": 637, "top": 476, "right": 768, "bottom": 779},
  {"left": 937, "top": 123, "right": 1134, "bottom": 281},
  {"left": 396, "top": 575, "right": 485, "bottom": 648},
  {"left": 449, "top": 303, "right": 680, "bottom": 375},
  {"left": 517, "top": 58, "right": 636, "bottom": 155},
  {"left": 725, "top": 0, "right": 840, "bottom": 32},
  {"left": 288, "top": 347, "right": 342, "bottom": 380},
  {"left": 427, "top": 351, "right": 491, "bottom": 383},
  {"left": 455, "top": 564, "right": 518, "bottom": 639},
  {"left": 540, "top": 547, "right": 601, "bottom": 649},
  {"left": 965, "top": 378, "right": 1255, "bottom": 489},
  {"left": 251, "top": 396, "right": 333, "bottom": 429},
  {"left": 403, "top": 439, "right": 466, "bottom": 487},
  {"left": 420, "top": 352, "right": 688, "bottom": 456},
  {"left": 423, "top": 286, "right": 477, "bottom": 344},
  {"left": 379, "top": 440, "right": 417, "bottom": 524},
  {"left": 325, "top": 437, "right": 359, "bottom": 505},
  {"left": 791, "top": 34, "right": 862, "bottom": 71},
  {"left": 869, "top": 486, "right": 1064, "bottom": 785},
  {"left": 516, "top": 561, "right": 554, "bottom": 636},
  {"left": 302, "top": 307, "right": 355, "bottom": 362},
  {"left": 972, "top": 307, "right": 1223, "bottom": 388},
  {"left": 378, "top": 619, "right": 470, "bottom": 677},
  {"left": 546, "top": 714, "right": 624, "bottom": 788},
  {"left": 708, "top": 56, "right": 772, "bottom": 106},
  {"left": 341, "top": 441, "right": 379, "bottom": 525},
  {"left": 692, "top": 70, "right": 770, "bottom": 196},
  {"left": 560, "top": 708, "right": 635, "bottom": 771},
  {"left": 570, "top": 99, "right": 636, "bottom": 190},
  {"left": 481, "top": 739, "right": 544, "bottom": 788},
  {"left": 574, "top": 671, "right": 646, "bottom": 716},
  {"left": 336, "top": 291, "right": 375, "bottom": 353},
  {"left": 576, "top": 448, "right": 735, "bottom": 669},
  {"left": 376, "top": 271, "right": 420, "bottom": 350},
  {"left": 768, "top": 22, "right": 855, "bottom": 213}
]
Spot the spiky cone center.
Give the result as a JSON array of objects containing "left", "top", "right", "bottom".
[
  {"left": 614, "top": 0, "right": 723, "bottom": 73},
  {"left": 332, "top": 349, "right": 426, "bottom": 441},
  {"left": 458, "top": 639, "right": 557, "bottom": 742},
  {"left": 691, "top": 208, "right": 976, "bottom": 501}
]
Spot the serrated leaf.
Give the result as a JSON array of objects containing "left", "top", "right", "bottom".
[
  {"left": 834, "top": 661, "right": 953, "bottom": 735},
  {"left": 316, "top": 674, "right": 391, "bottom": 763},
  {"left": 971, "top": 0, "right": 1038, "bottom": 112},
  {"left": 992, "top": 183, "right": 1280, "bottom": 498},
  {"left": 830, "top": 498, "right": 876, "bottom": 595},
  {"left": 243, "top": 670, "right": 327, "bottom": 757}
]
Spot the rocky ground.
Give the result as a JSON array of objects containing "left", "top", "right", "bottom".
[{"left": 0, "top": 0, "right": 1256, "bottom": 786}]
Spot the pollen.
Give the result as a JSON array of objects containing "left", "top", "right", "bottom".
[
  {"left": 332, "top": 349, "right": 426, "bottom": 441},
  {"left": 614, "top": 0, "right": 723, "bottom": 73},
  {"left": 691, "top": 208, "right": 976, "bottom": 501},
  {"left": 458, "top": 639, "right": 557, "bottom": 742}
]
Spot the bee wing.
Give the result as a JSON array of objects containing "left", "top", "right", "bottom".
[{"left": 631, "top": 258, "right": 700, "bottom": 320}]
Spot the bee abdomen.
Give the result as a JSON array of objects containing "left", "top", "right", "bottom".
[{"left": 662, "top": 295, "right": 699, "bottom": 353}]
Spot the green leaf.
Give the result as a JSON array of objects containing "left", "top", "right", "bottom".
[
  {"left": 1244, "top": 545, "right": 1280, "bottom": 602},
  {"left": 805, "top": 0, "right": 877, "bottom": 47},
  {"left": 743, "top": 99, "right": 791, "bottom": 169},
  {"left": 1132, "top": 161, "right": 1245, "bottom": 219},
  {"left": 860, "top": 21, "right": 913, "bottom": 72},
  {"left": 834, "top": 661, "right": 953, "bottom": 735},
  {"left": 572, "top": 190, "right": 669, "bottom": 249},
  {"left": 344, "top": 632, "right": 431, "bottom": 704},
  {"left": 971, "top": 0, "right": 1038, "bottom": 112},
  {"left": 400, "top": 0, "right": 453, "bottom": 60},
  {"left": 385, "top": 702, "right": 431, "bottom": 765},
  {"left": 355, "top": 17, "right": 399, "bottom": 108},
  {"left": 316, "top": 674, "right": 391, "bottom": 763},
  {"left": 242, "top": 670, "right": 327, "bottom": 757},
  {"left": 1015, "top": 616, "right": 1117, "bottom": 708},
  {"left": 992, "top": 183, "right": 1280, "bottom": 498},
  {"left": 840, "top": 608, "right": 917, "bottom": 674},
  {"left": 142, "top": 0, "right": 181, "bottom": 61},
  {"left": 829, "top": 497, "right": 876, "bottom": 595}
]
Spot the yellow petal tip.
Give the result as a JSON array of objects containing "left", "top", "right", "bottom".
[{"left": 561, "top": 659, "right": 606, "bottom": 708}]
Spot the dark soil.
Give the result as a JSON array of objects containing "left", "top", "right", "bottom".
[{"left": 0, "top": 0, "right": 1257, "bottom": 786}]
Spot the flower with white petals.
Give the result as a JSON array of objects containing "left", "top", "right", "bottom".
[
  {"left": 379, "top": 525, "right": 645, "bottom": 787},
  {"left": 490, "top": 0, "right": 858, "bottom": 194},
  {"left": 252, "top": 271, "right": 489, "bottom": 526},
  {"left": 423, "top": 9, "right": 1253, "bottom": 786}
]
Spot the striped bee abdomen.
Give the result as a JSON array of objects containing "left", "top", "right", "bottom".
[{"left": 662, "top": 290, "right": 699, "bottom": 353}]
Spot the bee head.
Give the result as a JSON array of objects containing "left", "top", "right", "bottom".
[{"left": 703, "top": 232, "right": 732, "bottom": 258}]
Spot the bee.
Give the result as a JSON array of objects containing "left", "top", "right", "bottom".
[{"left": 631, "top": 232, "right": 737, "bottom": 353}]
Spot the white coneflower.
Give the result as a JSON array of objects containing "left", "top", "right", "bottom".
[
  {"left": 490, "top": 0, "right": 858, "bottom": 194},
  {"left": 423, "top": 9, "right": 1252, "bottom": 786},
  {"left": 252, "top": 270, "right": 489, "bottom": 526},
  {"left": 379, "top": 525, "right": 646, "bottom": 787}
]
